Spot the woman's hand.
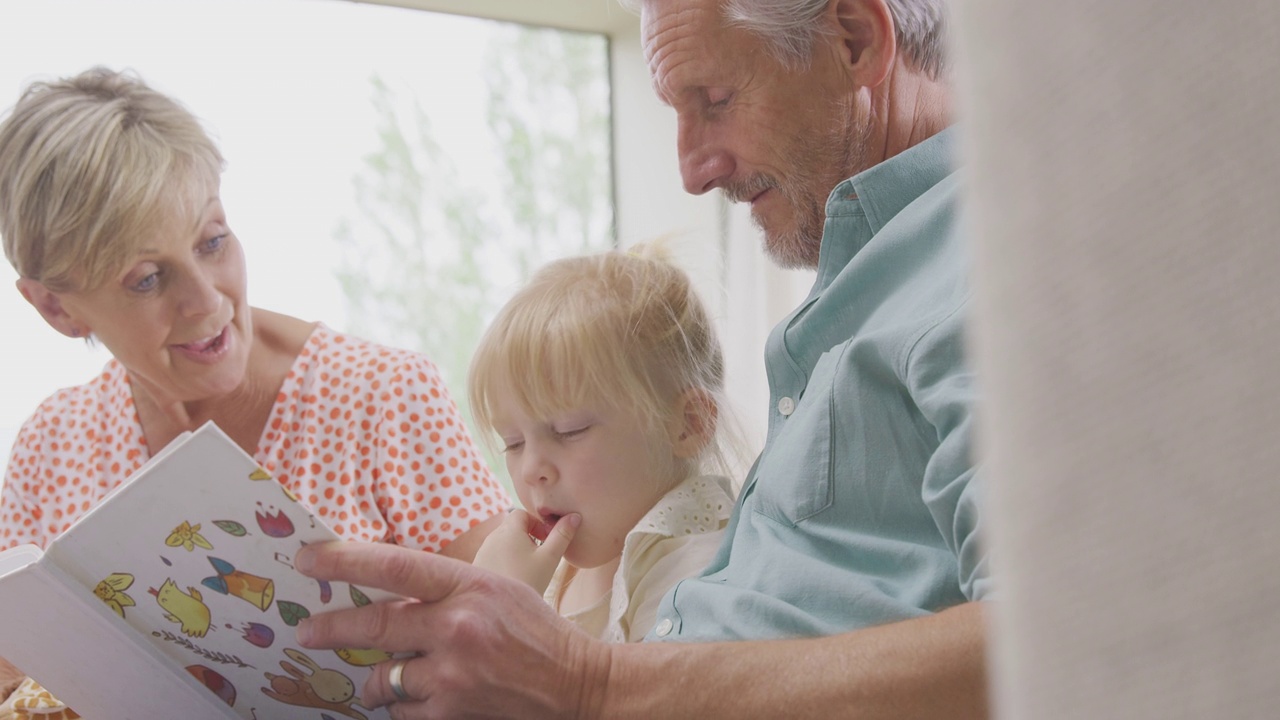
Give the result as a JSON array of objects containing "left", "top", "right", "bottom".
[
  {"left": 293, "top": 539, "right": 611, "bottom": 719},
  {"left": 471, "top": 510, "right": 579, "bottom": 594}
]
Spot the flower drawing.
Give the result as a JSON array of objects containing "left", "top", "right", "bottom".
[
  {"left": 94, "top": 573, "right": 136, "bottom": 618},
  {"left": 166, "top": 520, "right": 214, "bottom": 552}
]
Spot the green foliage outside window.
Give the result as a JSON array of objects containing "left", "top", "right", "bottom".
[{"left": 334, "top": 24, "right": 614, "bottom": 492}]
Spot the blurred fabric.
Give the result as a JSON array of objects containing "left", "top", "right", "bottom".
[{"left": 953, "top": 1, "right": 1280, "bottom": 717}]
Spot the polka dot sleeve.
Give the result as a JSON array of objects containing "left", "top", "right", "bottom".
[
  {"left": 1, "top": 410, "right": 50, "bottom": 550},
  {"left": 0, "top": 366, "right": 146, "bottom": 552},
  {"left": 254, "top": 325, "right": 509, "bottom": 553}
]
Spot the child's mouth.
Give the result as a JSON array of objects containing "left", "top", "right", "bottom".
[{"left": 528, "top": 511, "right": 563, "bottom": 543}]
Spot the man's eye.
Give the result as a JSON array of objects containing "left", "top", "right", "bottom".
[{"left": 707, "top": 90, "right": 733, "bottom": 109}]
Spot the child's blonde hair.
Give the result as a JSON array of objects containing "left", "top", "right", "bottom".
[
  {"left": 469, "top": 244, "right": 734, "bottom": 482},
  {"left": 0, "top": 66, "right": 225, "bottom": 292}
]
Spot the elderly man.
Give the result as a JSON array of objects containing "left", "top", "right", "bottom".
[{"left": 296, "top": 0, "right": 990, "bottom": 717}]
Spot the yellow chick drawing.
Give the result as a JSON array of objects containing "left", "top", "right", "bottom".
[
  {"left": 151, "top": 579, "right": 212, "bottom": 638},
  {"left": 334, "top": 647, "right": 392, "bottom": 667}
]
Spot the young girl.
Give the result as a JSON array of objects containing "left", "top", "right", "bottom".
[{"left": 469, "top": 246, "right": 740, "bottom": 643}]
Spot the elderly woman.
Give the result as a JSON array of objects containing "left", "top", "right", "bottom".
[{"left": 0, "top": 67, "right": 509, "bottom": 709}]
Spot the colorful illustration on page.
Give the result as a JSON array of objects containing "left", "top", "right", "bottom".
[{"left": 70, "top": 436, "right": 393, "bottom": 719}]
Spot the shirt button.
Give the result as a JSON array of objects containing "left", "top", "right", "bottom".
[
  {"left": 655, "top": 618, "right": 674, "bottom": 637},
  {"left": 777, "top": 396, "right": 795, "bottom": 416}
]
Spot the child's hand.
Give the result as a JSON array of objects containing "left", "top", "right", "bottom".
[{"left": 471, "top": 509, "right": 580, "bottom": 594}]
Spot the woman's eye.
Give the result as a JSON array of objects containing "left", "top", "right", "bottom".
[
  {"left": 131, "top": 272, "right": 160, "bottom": 292},
  {"left": 200, "top": 234, "right": 226, "bottom": 254}
]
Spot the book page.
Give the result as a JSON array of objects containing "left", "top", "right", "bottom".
[
  {"left": 39, "top": 421, "right": 398, "bottom": 720},
  {"left": 0, "top": 557, "right": 237, "bottom": 720},
  {"left": 0, "top": 543, "right": 41, "bottom": 577}
]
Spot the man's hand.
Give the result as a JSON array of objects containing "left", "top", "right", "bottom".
[
  {"left": 472, "top": 510, "right": 579, "bottom": 594},
  {"left": 293, "top": 539, "right": 610, "bottom": 718}
]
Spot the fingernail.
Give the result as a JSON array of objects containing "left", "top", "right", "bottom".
[
  {"left": 296, "top": 619, "right": 313, "bottom": 645},
  {"left": 566, "top": 513, "right": 582, "bottom": 528},
  {"left": 294, "top": 546, "right": 314, "bottom": 573}
]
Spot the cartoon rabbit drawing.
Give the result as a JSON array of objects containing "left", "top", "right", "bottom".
[{"left": 261, "top": 647, "right": 368, "bottom": 720}]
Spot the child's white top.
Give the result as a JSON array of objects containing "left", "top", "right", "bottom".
[{"left": 545, "top": 473, "right": 735, "bottom": 642}]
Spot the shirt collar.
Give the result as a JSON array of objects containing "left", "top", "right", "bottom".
[
  {"left": 630, "top": 474, "right": 735, "bottom": 538},
  {"left": 816, "top": 126, "right": 958, "bottom": 277}
]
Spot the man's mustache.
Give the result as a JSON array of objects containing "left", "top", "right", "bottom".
[{"left": 721, "top": 174, "right": 779, "bottom": 204}]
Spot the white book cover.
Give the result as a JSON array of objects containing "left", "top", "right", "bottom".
[{"left": 0, "top": 421, "right": 398, "bottom": 720}]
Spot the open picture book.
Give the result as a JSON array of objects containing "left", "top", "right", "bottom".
[{"left": 0, "top": 421, "right": 400, "bottom": 720}]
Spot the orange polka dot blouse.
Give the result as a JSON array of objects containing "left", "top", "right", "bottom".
[{"left": 1, "top": 324, "right": 509, "bottom": 553}]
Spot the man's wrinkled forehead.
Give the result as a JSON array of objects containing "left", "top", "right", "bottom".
[{"left": 641, "top": 0, "right": 726, "bottom": 103}]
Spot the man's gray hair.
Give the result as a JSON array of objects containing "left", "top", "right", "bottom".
[{"left": 623, "top": 0, "right": 946, "bottom": 78}]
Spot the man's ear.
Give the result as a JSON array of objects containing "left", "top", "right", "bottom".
[
  {"left": 16, "top": 278, "right": 87, "bottom": 338},
  {"left": 827, "top": 0, "right": 896, "bottom": 89},
  {"left": 669, "top": 388, "right": 719, "bottom": 460}
]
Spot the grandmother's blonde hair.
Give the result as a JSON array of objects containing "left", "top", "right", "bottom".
[
  {"left": 468, "top": 243, "right": 736, "bottom": 481},
  {"left": 0, "top": 66, "right": 225, "bottom": 292}
]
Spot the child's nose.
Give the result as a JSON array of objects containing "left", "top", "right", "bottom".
[{"left": 521, "top": 449, "right": 557, "bottom": 486}]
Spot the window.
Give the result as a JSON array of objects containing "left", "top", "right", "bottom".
[{"left": 0, "top": 0, "right": 614, "bottom": 485}]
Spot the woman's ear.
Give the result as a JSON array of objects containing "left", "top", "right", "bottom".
[
  {"left": 16, "top": 278, "right": 88, "bottom": 338},
  {"left": 669, "top": 388, "right": 719, "bottom": 460},
  {"left": 826, "top": 0, "right": 896, "bottom": 89}
]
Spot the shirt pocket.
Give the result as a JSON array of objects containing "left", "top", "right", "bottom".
[{"left": 750, "top": 344, "right": 845, "bottom": 526}]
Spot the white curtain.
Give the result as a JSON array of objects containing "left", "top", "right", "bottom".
[{"left": 954, "top": 0, "right": 1280, "bottom": 716}]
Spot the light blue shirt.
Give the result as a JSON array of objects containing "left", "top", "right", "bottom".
[{"left": 649, "top": 128, "right": 990, "bottom": 641}]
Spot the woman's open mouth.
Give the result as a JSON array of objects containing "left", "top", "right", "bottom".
[{"left": 171, "top": 325, "right": 231, "bottom": 363}]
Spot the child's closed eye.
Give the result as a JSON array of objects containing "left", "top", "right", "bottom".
[{"left": 555, "top": 426, "right": 591, "bottom": 440}]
